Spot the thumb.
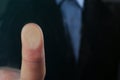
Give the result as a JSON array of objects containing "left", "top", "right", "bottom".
[{"left": 20, "top": 23, "right": 46, "bottom": 80}]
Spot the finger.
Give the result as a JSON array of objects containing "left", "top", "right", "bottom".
[
  {"left": 21, "top": 23, "right": 46, "bottom": 80},
  {"left": 0, "top": 67, "right": 20, "bottom": 80}
]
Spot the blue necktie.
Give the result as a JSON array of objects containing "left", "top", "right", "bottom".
[{"left": 60, "top": 0, "right": 83, "bottom": 62}]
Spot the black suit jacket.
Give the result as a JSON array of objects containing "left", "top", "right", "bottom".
[{"left": 0, "top": 0, "right": 120, "bottom": 80}]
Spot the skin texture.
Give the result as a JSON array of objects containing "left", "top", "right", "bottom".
[
  {"left": 0, "top": 67, "right": 20, "bottom": 80},
  {"left": 0, "top": 23, "right": 46, "bottom": 80}
]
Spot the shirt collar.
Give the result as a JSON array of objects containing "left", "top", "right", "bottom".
[
  {"left": 76, "top": 0, "right": 84, "bottom": 8},
  {"left": 55, "top": 0, "right": 84, "bottom": 8}
]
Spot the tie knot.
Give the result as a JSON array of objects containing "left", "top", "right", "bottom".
[{"left": 61, "top": 0, "right": 82, "bottom": 9}]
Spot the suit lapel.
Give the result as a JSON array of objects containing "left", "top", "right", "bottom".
[
  {"left": 79, "top": 0, "right": 105, "bottom": 77},
  {"left": 43, "top": 0, "right": 75, "bottom": 63}
]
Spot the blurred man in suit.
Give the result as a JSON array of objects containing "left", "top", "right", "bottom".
[{"left": 0, "top": 0, "right": 120, "bottom": 80}]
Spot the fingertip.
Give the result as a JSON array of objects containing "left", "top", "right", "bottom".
[
  {"left": 21, "top": 23, "right": 45, "bottom": 62},
  {"left": 21, "top": 23, "right": 43, "bottom": 50}
]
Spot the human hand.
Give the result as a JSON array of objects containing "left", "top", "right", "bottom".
[{"left": 0, "top": 23, "right": 46, "bottom": 80}]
